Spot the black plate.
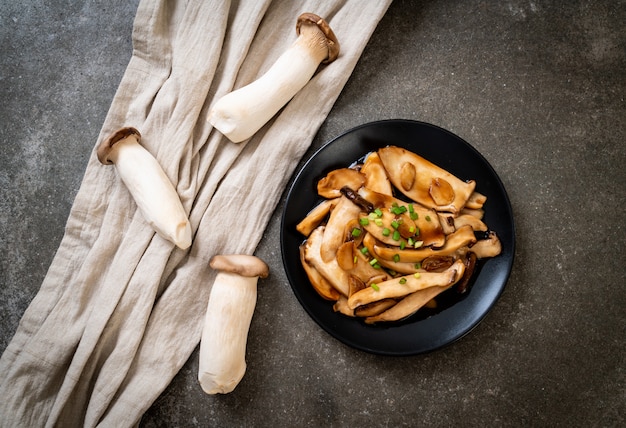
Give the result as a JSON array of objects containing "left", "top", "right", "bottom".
[{"left": 280, "top": 120, "right": 515, "bottom": 356}]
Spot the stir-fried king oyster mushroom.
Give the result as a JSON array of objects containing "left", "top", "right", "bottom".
[
  {"left": 208, "top": 13, "right": 340, "bottom": 143},
  {"left": 199, "top": 255, "right": 269, "bottom": 395},
  {"left": 296, "top": 146, "right": 503, "bottom": 324},
  {"left": 97, "top": 127, "right": 192, "bottom": 249}
]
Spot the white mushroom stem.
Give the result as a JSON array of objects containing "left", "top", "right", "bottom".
[
  {"left": 208, "top": 13, "right": 339, "bottom": 143},
  {"left": 97, "top": 128, "right": 192, "bottom": 249},
  {"left": 199, "top": 255, "right": 269, "bottom": 395}
]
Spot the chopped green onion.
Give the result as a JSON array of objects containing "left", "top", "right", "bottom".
[
  {"left": 375, "top": 219, "right": 384, "bottom": 227},
  {"left": 371, "top": 283, "right": 380, "bottom": 291},
  {"left": 425, "top": 215, "right": 431, "bottom": 222},
  {"left": 414, "top": 240, "right": 424, "bottom": 248},
  {"left": 374, "top": 208, "right": 383, "bottom": 217},
  {"left": 360, "top": 247, "right": 369, "bottom": 255},
  {"left": 414, "top": 262, "right": 422, "bottom": 269},
  {"left": 409, "top": 226, "right": 415, "bottom": 234},
  {"left": 391, "top": 220, "right": 399, "bottom": 229},
  {"left": 393, "top": 254, "right": 400, "bottom": 263},
  {"left": 400, "top": 240, "right": 406, "bottom": 250},
  {"left": 399, "top": 278, "right": 407, "bottom": 285},
  {"left": 368, "top": 212, "right": 377, "bottom": 220},
  {"left": 392, "top": 230, "right": 401, "bottom": 241},
  {"left": 410, "top": 212, "right": 418, "bottom": 220},
  {"left": 359, "top": 217, "right": 370, "bottom": 225},
  {"left": 353, "top": 256, "right": 358, "bottom": 264},
  {"left": 351, "top": 228, "right": 362, "bottom": 238},
  {"left": 369, "top": 258, "right": 378, "bottom": 266},
  {"left": 382, "top": 228, "right": 390, "bottom": 236},
  {"left": 414, "top": 272, "right": 421, "bottom": 279},
  {"left": 391, "top": 205, "right": 407, "bottom": 215},
  {"left": 408, "top": 237, "right": 415, "bottom": 247},
  {"left": 408, "top": 203, "right": 414, "bottom": 213}
]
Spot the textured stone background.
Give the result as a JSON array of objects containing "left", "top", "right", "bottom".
[{"left": 1, "top": 0, "right": 624, "bottom": 426}]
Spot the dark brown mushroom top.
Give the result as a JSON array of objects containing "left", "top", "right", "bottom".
[
  {"left": 210, "top": 255, "right": 270, "bottom": 279},
  {"left": 97, "top": 127, "right": 141, "bottom": 165},
  {"left": 296, "top": 13, "right": 340, "bottom": 64}
]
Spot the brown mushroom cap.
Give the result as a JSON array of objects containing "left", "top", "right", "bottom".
[
  {"left": 210, "top": 254, "right": 270, "bottom": 279},
  {"left": 296, "top": 13, "right": 340, "bottom": 64},
  {"left": 97, "top": 127, "right": 141, "bottom": 165}
]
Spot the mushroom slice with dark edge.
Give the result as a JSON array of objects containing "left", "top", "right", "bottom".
[
  {"left": 97, "top": 127, "right": 192, "bottom": 249},
  {"left": 317, "top": 168, "right": 365, "bottom": 199},
  {"left": 378, "top": 145, "right": 476, "bottom": 214},
  {"left": 208, "top": 13, "right": 340, "bottom": 143}
]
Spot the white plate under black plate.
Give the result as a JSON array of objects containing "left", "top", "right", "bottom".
[{"left": 280, "top": 120, "right": 515, "bottom": 356}]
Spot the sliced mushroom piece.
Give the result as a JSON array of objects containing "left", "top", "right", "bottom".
[
  {"left": 357, "top": 187, "right": 445, "bottom": 248},
  {"left": 378, "top": 146, "right": 476, "bottom": 214},
  {"left": 465, "top": 191, "right": 487, "bottom": 210},
  {"left": 347, "top": 274, "right": 366, "bottom": 297},
  {"left": 373, "top": 225, "right": 477, "bottom": 263},
  {"left": 303, "top": 227, "right": 350, "bottom": 296},
  {"left": 454, "top": 214, "right": 488, "bottom": 232},
  {"left": 317, "top": 168, "right": 365, "bottom": 199},
  {"left": 364, "top": 262, "right": 466, "bottom": 324},
  {"left": 354, "top": 299, "right": 398, "bottom": 317},
  {"left": 296, "top": 198, "right": 338, "bottom": 237},
  {"left": 333, "top": 296, "right": 355, "bottom": 317},
  {"left": 437, "top": 213, "right": 457, "bottom": 235},
  {"left": 456, "top": 252, "right": 477, "bottom": 294},
  {"left": 421, "top": 255, "right": 456, "bottom": 272},
  {"left": 470, "top": 231, "right": 502, "bottom": 258},
  {"left": 299, "top": 244, "right": 341, "bottom": 301},
  {"left": 336, "top": 241, "right": 391, "bottom": 287},
  {"left": 347, "top": 259, "right": 465, "bottom": 310},
  {"left": 319, "top": 196, "right": 362, "bottom": 263},
  {"left": 361, "top": 151, "right": 393, "bottom": 195},
  {"left": 364, "top": 283, "right": 453, "bottom": 324},
  {"left": 460, "top": 207, "right": 485, "bottom": 220}
]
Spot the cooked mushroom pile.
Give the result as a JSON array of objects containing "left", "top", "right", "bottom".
[{"left": 296, "top": 145, "right": 502, "bottom": 324}]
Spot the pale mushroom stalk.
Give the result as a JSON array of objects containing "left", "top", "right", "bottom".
[
  {"left": 199, "top": 255, "right": 269, "bottom": 395},
  {"left": 97, "top": 127, "right": 192, "bottom": 249},
  {"left": 208, "top": 13, "right": 340, "bottom": 143}
]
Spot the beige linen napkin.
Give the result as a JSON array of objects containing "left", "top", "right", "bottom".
[{"left": 0, "top": 0, "right": 391, "bottom": 426}]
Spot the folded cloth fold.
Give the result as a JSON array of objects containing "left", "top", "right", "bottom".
[{"left": 0, "top": 0, "right": 391, "bottom": 426}]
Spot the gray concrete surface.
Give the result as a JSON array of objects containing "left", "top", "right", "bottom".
[{"left": 1, "top": 0, "right": 624, "bottom": 426}]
